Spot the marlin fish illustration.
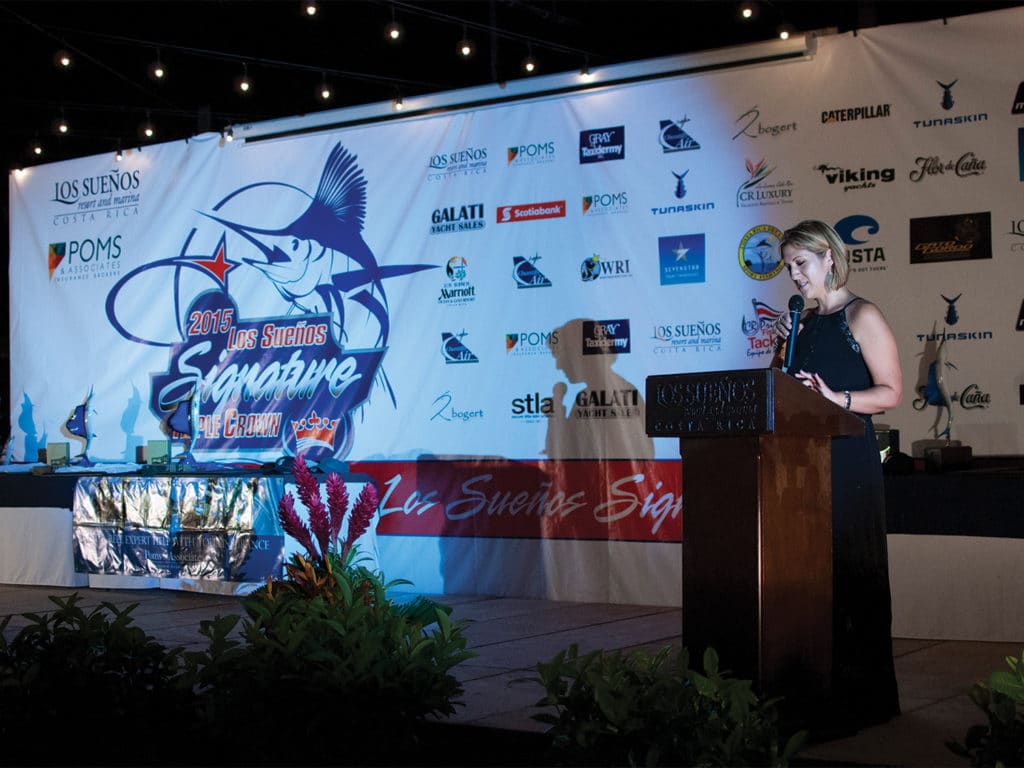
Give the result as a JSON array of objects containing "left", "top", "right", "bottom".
[
  {"left": 204, "top": 143, "right": 436, "bottom": 402},
  {"left": 206, "top": 143, "right": 431, "bottom": 350}
]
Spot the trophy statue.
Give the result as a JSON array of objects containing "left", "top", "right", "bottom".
[{"left": 913, "top": 333, "right": 972, "bottom": 471}]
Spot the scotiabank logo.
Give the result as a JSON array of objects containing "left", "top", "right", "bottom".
[{"left": 496, "top": 200, "right": 566, "bottom": 223}]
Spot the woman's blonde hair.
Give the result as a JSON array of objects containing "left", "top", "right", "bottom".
[{"left": 780, "top": 219, "right": 849, "bottom": 290}]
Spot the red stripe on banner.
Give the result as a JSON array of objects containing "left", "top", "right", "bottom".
[{"left": 349, "top": 459, "right": 682, "bottom": 542}]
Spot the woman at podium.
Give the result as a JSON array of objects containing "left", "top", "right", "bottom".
[{"left": 773, "top": 219, "right": 903, "bottom": 731}]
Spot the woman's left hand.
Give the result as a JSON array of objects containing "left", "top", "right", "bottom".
[{"left": 794, "top": 370, "right": 839, "bottom": 407}]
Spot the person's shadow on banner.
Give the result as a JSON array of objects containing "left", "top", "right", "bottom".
[{"left": 544, "top": 318, "right": 653, "bottom": 460}]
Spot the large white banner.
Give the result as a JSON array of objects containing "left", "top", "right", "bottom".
[{"left": 9, "top": 7, "right": 1023, "bottom": 466}]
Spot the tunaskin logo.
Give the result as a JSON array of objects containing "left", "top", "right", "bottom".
[
  {"left": 512, "top": 255, "right": 553, "bottom": 288},
  {"left": 915, "top": 293, "right": 994, "bottom": 343},
  {"left": 651, "top": 170, "right": 715, "bottom": 215},
  {"left": 658, "top": 117, "right": 700, "bottom": 152},
  {"left": 507, "top": 141, "right": 556, "bottom": 166},
  {"left": 496, "top": 201, "right": 566, "bottom": 223},
  {"left": 579, "top": 126, "right": 625, "bottom": 164},
  {"left": 440, "top": 331, "right": 479, "bottom": 364},
  {"left": 430, "top": 203, "right": 485, "bottom": 235},
  {"left": 834, "top": 214, "right": 887, "bottom": 273},
  {"left": 913, "top": 79, "right": 988, "bottom": 128}
]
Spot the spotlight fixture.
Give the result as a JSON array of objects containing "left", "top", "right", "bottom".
[
  {"left": 303, "top": 1, "right": 318, "bottom": 16},
  {"left": 457, "top": 25, "right": 474, "bottom": 58},
  {"left": 54, "top": 49, "right": 72, "bottom": 68},
  {"left": 236, "top": 63, "right": 252, "bottom": 94}
]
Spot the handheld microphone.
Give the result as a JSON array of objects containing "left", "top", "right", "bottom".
[{"left": 783, "top": 294, "right": 804, "bottom": 372}]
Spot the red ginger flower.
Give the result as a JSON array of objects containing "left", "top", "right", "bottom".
[
  {"left": 326, "top": 472, "right": 349, "bottom": 546},
  {"left": 343, "top": 482, "right": 379, "bottom": 558},
  {"left": 292, "top": 455, "right": 330, "bottom": 561},
  {"left": 277, "top": 493, "right": 317, "bottom": 560}
]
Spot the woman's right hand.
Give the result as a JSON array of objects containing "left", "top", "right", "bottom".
[{"left": 772, "top": 312, "right": 793, "bottom": 347}]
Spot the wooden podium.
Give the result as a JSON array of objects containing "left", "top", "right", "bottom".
[{"left": 646, "top": 368, "right": 864, "bottom": 708}]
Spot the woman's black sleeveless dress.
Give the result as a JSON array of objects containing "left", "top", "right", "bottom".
[{"left": 788, "top": 297, "right": 900, "bottom": 728}]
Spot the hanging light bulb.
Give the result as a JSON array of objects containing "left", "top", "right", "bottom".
[
  {"left": 521, "top": 54, "right": 537, "bottom": 74},
  {"left": 392, "top": 94, "right": 404, "bottom": 111},
  {"left": 149, "top": 50, "right": 166, "bottom": 80},
  {"left": 141, "top": 112, "right": 155, "bottom": 139},
  {"left": 54, "top": 49, "right": 72, "bottom": 68},
  {"left": 32, "top": 143, "right": 43, "bottom": 156},
  {"left": 386, "top": 6, "right": 402, "bottom": 42},
  {"left": 738, "top": 2, "right": 757, "bottom": 21},
  {"left": 56, "top": 111, "right": 69, "bottom": 134},
  {"left": 303, "top": 1, "right": 318, "bottom": 16},
  {"left": 777, "top": 23, "right": 795, "bottom": 40},
  {"left": 236, "top": 63, "right": 252, "bottom": 94},
  {"left": 223, "top": 126, "right": 234, "bottom": 142},
  {"left": 456, "top": 25, "right": 474, "bottom": 59},
  {"left": 317, "top": 76, "right": 332, "bottom": 102},
  {"left": 115, "top": 147, "right": 123, "bottom": 162}
]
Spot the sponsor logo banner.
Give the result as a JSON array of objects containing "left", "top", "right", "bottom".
[
  {"left": 582, "top": 318, "right": 630, "bottom": 355},
  {"left": 507, "top": 141, "right": 556, "bottom": 166},
  {"left": 430, "top": 203, "right": 486, "bottom": 235},
  {"left": 909, "top": 152, "right": 986, "bottom": 182},
  {"left": 835, "top": 214, "right": 887, "bottom": 273},
  {"left": 355, "top": 458, "right": 682, "bottom": 542},
  {"left": 658, "top": 117, "right": 700, "bottom": 152},
  {"left": 658, "top": 234, "right": 706, "bottom": 285},
  {"left": 512, "top": 255, "right": 552, "bottom": 288},
  {"left": 736, "top": 158, "right": 793, "bottom": 207},
  {"left": 738, "top": 225, "right": 784, "bottom": 280},
  {"left": 742, "top": 298, "right": 782, "bottom": 359},
  {"left": 910, "top": 211, "right": 992, "bottom": 264},
  {"left": 47, "top": 234, "right": 124, "bottom": 283},
  {"left": 821, "top": 103, "right": 891, "bottom": 124},
  {"left": 49, "top": 166, "right": 143, "bottom": 227},
  {"left": 815, "top": 163, "right": 895, "bottom": 191},
  {"left": 427, "top": 147, "right": 488, "bottom": 180},
  {"left": 496, "top": 200, "right": 566, "bottom": 223},
  {"left": 733, "top": 106, "right": 797, "bottom": 139},
  {"left": 651, "top": 319, "right": 723, "bottom": 355},
  {"left": 579, "top": 126, "right": 625, "bottom": 164}
]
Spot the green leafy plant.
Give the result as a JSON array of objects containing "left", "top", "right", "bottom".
[
  {"left": 531, "top": 643, "right": 804, "bottom": 767},
  {"left": 948, "top": 648, "right": 1024, "bottom": 767},
  {"left": 0, "top": 594, "right": 189, "bottom": 764}
]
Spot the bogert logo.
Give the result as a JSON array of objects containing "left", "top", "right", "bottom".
[
  {"left": 733, "top": 106, "right": 797, "bottom": 139},
  {"left": 496, "top": 201, "right": 566, "bottom": 223},
  {"left": 430, "top": 391, "right": 485, "bottom": 422},
  {"left": 658, "top": 234, "right": 706, "bottom": 285},
  {"left": 512, "top": 255, "right": 552, "bottom": 288},
  {"left": 582, "top": 319, "right": 630, "bottom": 355},
  {"left": 441, "top": 331, "right": 479, "bottom": 364},
  {"left": 579, "top": 126, "right": 625, "bottom": 164},
  {"left": 658, "top": 117, "right": 700, "bottom": 152},
  {"left": 738, "top": 225, "right": 784, "bottom": 280}
]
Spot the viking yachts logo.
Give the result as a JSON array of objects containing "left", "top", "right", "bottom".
[
  {"left": 658, "top": 117, "right": 700, "bottom": 152},
  {"left": 430, "top": 203, "right": 485, "bottom": 235},
  {"left": 512, "top": 255, "right": 552, "bottom": 288},
  {"left": 821, "top": 103, "right": 891, "bottom": 124},
  {"left": 909, "top": 152, "right": 986, "bottom": 181},
  {"left": 738, "top": 225, "right": 784, "bottom": 280},
  {"left": 507, "top": 140, "right": 556, "bottom": 166},
  {"left": 579, "top": 126, "right": 625, "bottom": 163},
  {"left": 814, "top": 163, "right": 895, "bottom": 191},
  {"left": 658, "top": 234, "right": 706, "bottom": 285},
  {"left": 733, "top": 106, "right": 797, "bottom": 139},
  {"left": 834, "top": 214, "right": 887, "bottom": 273},
  {"left": 736, "top": 158, "right": 793, "bottom": 207}
]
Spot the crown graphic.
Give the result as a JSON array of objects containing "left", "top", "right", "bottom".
[{"left": 291, "top": 410, "right": 340, "bottom": 450}]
